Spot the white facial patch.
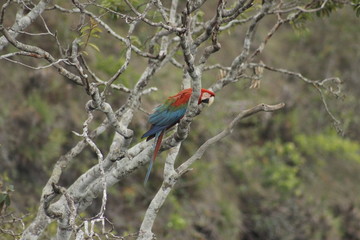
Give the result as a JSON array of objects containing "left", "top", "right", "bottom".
[
  {"left": 208, "top": 96, "right": 215, "bottom": 106},
  {"left": 201, "top": 92, "right": 212, "bottom": 100}
]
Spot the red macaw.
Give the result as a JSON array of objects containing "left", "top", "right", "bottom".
[{"left": 142, "top": 88, "right": 215, "bottom": 184}]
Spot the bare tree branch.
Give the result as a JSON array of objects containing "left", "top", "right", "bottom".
[
  {"left": 0, "top": 0, "right": 51, "bottom": 50},
  {"left": 0, "top": 26, "right": 83, "bottom": 85},
  {"left": 177, "top": 102, "right": 285, "bottom": 174}
]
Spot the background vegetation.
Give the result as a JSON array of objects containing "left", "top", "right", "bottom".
[{"left": 1, "top": 1, "right": 360, "bottom": 239}]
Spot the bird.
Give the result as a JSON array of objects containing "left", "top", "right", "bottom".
[{"left": 141, "top": 88, "right": 215, "bottom": 184}]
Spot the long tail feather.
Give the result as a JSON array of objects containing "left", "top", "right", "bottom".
[
  {"left": 144, "top": 131, "right": 164, "bottom": 185},
  {"left": 153, "top": 131, "right": 164, "bottom": 162},
  {"left": 144, "top": 160, "right": 153, "bottom": 185}
]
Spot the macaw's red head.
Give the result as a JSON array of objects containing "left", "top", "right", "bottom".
[{"left": 199, "top": 88, "right": 215, "bottom": 106}]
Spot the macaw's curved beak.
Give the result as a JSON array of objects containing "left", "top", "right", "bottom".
[{"left": 208, "top": 96, "right": 215, "bottom": 106}]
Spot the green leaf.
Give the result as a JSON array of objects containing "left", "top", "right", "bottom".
[
  {"left": 80, "top": 26, "right": 91, "bottom": 34},
  {"left": 92, "top": 27, "right": 103, "bottom": 34},
  {"left": 0, "top": 193, "right": 6, "bottom": 203},
  {"left": 130, "top": 36, "right": 141, "bottom": 47},
  {"left": 88, "top": 43, "right": 100, "bottom": 52},
  {"left": 4, "top": 195, "right": 10, "bottom": 207},
  {"left": 0, "top": 193, "right": 7, "bottom": 211}
]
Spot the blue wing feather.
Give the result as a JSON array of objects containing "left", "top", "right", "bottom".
[
  {"left": 142, "top": 103, "right": 187, "bottom": 139},
  {"left": 142, "top": 125, "right": 168, "bottom": 138},
  {"left": 150, "top": 108, "right": 186, "bottom": 126}
]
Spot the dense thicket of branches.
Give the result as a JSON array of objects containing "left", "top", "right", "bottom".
[{"left": 0, "top": 0, "right": 358, "bottom": 239}]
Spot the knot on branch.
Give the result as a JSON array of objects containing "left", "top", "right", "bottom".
[
  {"left": 43, "top": 183, "right": 67, "bottom": 220},
  {"left": 214, "top": 42, "right": 221, "bottom": 51},
  {"left": 51, "top": 182, "right": 62, "bottom": 194},
  {"left": 85, "top": 100, "right": 97, "bottom": 112},
  {"left": 123, "top": 129, "right": 134, "bottom": 139},
  {"left": 110, "top": 149, "right": 128, "bottom": 162}
]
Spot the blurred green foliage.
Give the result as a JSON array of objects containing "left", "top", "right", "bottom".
[
  {"left": 101, "top": 0, "right": 131, "bottom": 20},
  {"left": 27, "top": 92, "right": 55, "bottom": 126},
  {"left": 296, "top": 133, "right": 360, "bottom": 164},
  {"left": 255, "top": 141, "right": 304, "bottom": 195},
  {"left": 0, "top": 175, "right": 13, "bottom": 214},
  {"left": 353, "top": 0, "right": 360, "bottom": 16},
  {"left": 165, "top": 195, "right": 188, "bottom": 231},
  {"left": 95, "top": 54, "right": 139, "bottom": 87},
  {"left": 315, "top": 0, "right": 344, "bottom": 18}
]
